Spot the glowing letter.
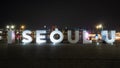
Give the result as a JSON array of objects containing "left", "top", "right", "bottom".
[
  {"left": 50, "top": 28, "right": 64, "bottom": 44},
  {"left": 101, "top": 30, "right": 116, "bottom": 45},
  {"left": 68, "top": 30, "right": 79, "bottom": 43},
  {"left": 7, "top": 30, "right": 15, "bottom": 44},
  {"left": 0, "top": 31, "right": 2, "bottom": 40},
  {"left": 36, "top": 30, "right": 46, "bottom": 44},
  {"left": 22, "top": 30, "right": 32, "bottom": 44},
  {"left": 83, "top": 30, "right": 92, "bottom": 44}
]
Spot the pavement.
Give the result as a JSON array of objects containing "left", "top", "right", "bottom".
[{"left": 0, "top": 44, "right": 120, "bottom": 68}]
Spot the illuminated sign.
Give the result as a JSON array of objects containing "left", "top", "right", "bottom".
[
  {"left": 22, "top": 30, "right": 33, "bottom": 44},
  {"left": 0, "top": 31, "right": 2, "bottom": 40},
  {"left": 50, "top": 28, "right": 64, "bottom": 44},
  {"left": 101, "top": 30, "right": 116, "bottom": 45},
  {"left": 5, "top": 28, "right": 116, "bottom": 45}
]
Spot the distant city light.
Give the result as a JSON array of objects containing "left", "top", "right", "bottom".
[
  {"left": 6, "top": 25, "right": 15, "bottom": 30},
  {"left": 21, "top": 25, "right": 25, "bottom": 30},
  {"left": 96, "top": 24, "right": 103, "bottom": 30},
  {"left": 98, "top": 24, "right": 102, "bottom": 28},
  {"left": 6, "top": 25, "right": 10, "bottom": 29},
  {"left": 11, "top": 25, "right": 15, "bottom": 29},
  {"left": 44, "top": 25, "right": 46, "bottom": 28}
]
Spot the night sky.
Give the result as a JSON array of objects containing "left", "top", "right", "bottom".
[{"left": 0, "top": 0, "right": 120, "bottom": 30}]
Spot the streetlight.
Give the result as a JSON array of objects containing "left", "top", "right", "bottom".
[
  {"left": 96, "top": 24, "right": 103, "bottom": 30},
  {"left": 20, "top": 25, "right": 25, "bottom": 30},
  {"left": 6, "top": 25, "right": 15, "bottom": 30},
  {"left": 11, "top": 25, "right": 15, "bottom": 29},
  {"left": 95, "top": 24, "right": 103, "bottom": 45},
  {"left": 96, "top": 25, "right": 99, "bottom": 29},
  {"left": 6, "top": 25, "right": 10, "bottom": 29},
  {"left": 98, "top": 24, "right": 103, "bottom": 30}
]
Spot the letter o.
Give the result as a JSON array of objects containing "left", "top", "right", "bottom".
[{"left": 50, "top": 28, "right": 64, "bottom": 44}]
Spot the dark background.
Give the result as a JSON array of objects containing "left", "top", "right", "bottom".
[
  {"left": 0, "top": 0, "right": 120, "bottom": 30},
  {"left": 1, "top": 0, "right": 120, "bottom": 68}
]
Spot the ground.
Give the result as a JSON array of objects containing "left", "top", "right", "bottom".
[{"left": 0, "top": 44, "right": 120, "bottom": 68}]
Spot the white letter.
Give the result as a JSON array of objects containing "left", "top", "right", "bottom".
[
  {"left": 0, "top": 31, "right": 2, "bottom": 40},
  {"left": 68, "top": 30, "right": 79, "bottom": 43},
  {"left": 22, "top": 30, "right": 32, "bottom": 44},
  {"left": 7, "top": 30, "right": 15, "bottom": 44},
  {"left": 101, "top": 30, "right": 116, "bottom": 45},
  {"left": 50, "top": 28, "right": 64, "bottom": 44},
  {"left": 36, "top": 30, "right": 46, "bottom": 44},
  {"left": 83, "top": 30, "right": 92, "bottom": 44}
]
